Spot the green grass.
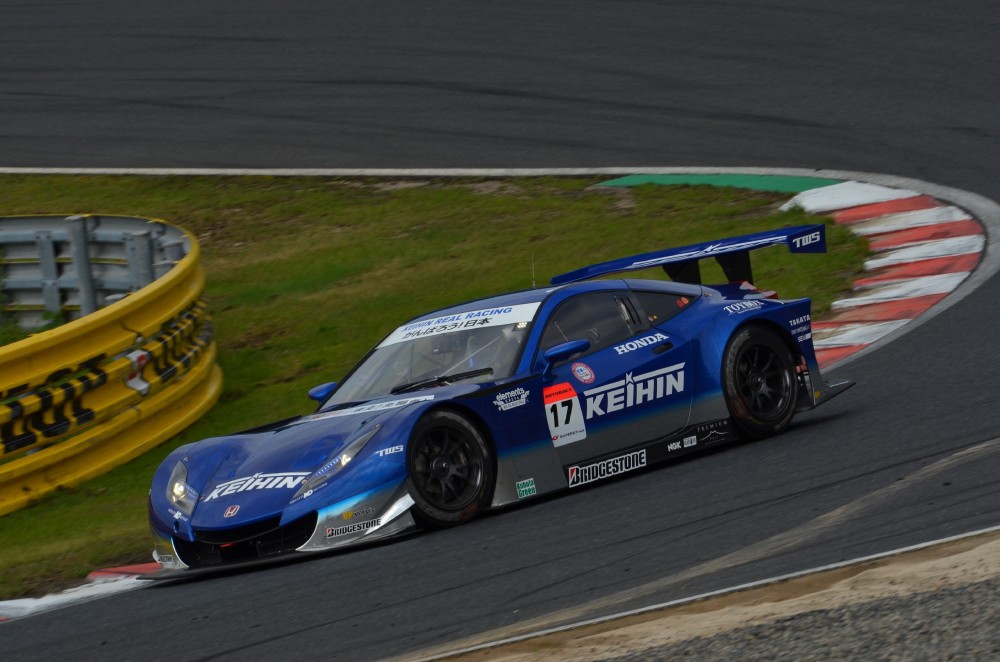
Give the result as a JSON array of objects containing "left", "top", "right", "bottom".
[{"left": 0, "top": 176, "right": 868, "bottom": 599}]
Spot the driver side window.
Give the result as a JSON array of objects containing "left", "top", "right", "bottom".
[{"left": 540, "top": 292, "right": 638, "bottom": 360}]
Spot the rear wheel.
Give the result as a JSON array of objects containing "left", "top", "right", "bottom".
[
  {"left": 722, "top": 326, "right": 798, "bottom": 439},
  {"left": 406, "top": 410, "right": 494, "bottom": 528}
]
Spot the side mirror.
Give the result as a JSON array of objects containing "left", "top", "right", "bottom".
[
  {"left": 541, "top": 339, "right": 590, "bottom": 381},
  {"left": 307, "top": 382, "right": 337, "bottom": 403}
]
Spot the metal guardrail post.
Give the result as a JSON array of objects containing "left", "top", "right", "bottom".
[
  {"left": 163, "top": 239, "right": 185, "bottom": 262},
  {"left": 157, "top": 239, "right": 186, "bottom": 279},
  {"left": 125, "top": 231, "right": 155, "bottom": 290},
  {"left": 35, "top": 230, "right": 61, "bottom": 315},
  {"left": 65, "top": 215, "right": 98, "bottom": 315}
]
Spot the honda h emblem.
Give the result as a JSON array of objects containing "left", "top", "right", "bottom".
[{"left": 224, "top": 505, "right": 240, "bottom": 518}]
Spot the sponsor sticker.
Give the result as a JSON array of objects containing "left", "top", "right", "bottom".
[
  {"left": 516, "top": 478, "right": 537, "bottom": 499},
  {"left": 583, "top": 363, "right": 685, "bottom": 420},
  {"left": 341, "top": 506, "right": 376, "bottom": 520},
  {"left": 375, "top": 445, "right": 404, "bottom": 457},
  {"left": 613, "top": 332, "right": 669, "bottom": 356},
  {"left": 379, "top": 302, "right": 541, "bottom": 347},
  {"left": 202, "top": 472, "right": 310, "bottom": 502},
  {"left": 543, "top": 382, "right": 587, "bottom": 446},
  {"left": 494, "top": 387, "right": 529, "bottom": 411},
  {"left": 724, "top": 301, "right": 765, "bottom": 315},
  {"left": 567, "top": 449, "right": 647, "bottom": 488},
  {"left": 792, "top": 230, "right": 822, "bottom": 249},
  {"left": 571, "top": 362, "right": 595, "bottom": 384},
  {"left": 326, "top": 518, "right": 381, "bottom": 538},
  {"left": 154, "top": 542, "right": 177, "bottom": 566},
  {"left": 697, "top": 420, "right": 733, "bottom": 445},
  {"left": 667, "top": 435, "right": 698, "bottom": 452},
  {"left": 543, "top": 382, "right": 575, "bottom": 404}
]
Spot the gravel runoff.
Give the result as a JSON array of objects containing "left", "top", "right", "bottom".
[
  {"left": 433, "top": 531, "right": 1000, "bottom": 662},
  {"left": 606, "top": 577, "right": 1000, "bottom": 662}
]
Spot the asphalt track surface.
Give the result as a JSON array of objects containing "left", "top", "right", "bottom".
[{"left": 1, "top": 1, "right": 999, "bottom": 659}]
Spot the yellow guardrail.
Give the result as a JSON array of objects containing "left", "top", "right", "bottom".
[{"left": 0, "top": 216, "right": 222, "bottom": 516}]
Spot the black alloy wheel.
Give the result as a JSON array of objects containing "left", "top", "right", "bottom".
[
  {"left": 722, "top": 325, "right": 798, "bottom": 439},
  {"left": 406, "top": 410, "right": 493, "bottom": 527}
]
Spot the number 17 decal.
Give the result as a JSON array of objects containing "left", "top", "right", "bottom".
[{"left": 543, "top": 382, "right": 587, "bottom": 446}]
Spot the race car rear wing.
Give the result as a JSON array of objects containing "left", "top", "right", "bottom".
[{"left": 551, "top": 224, "right": 827, "bottom": 286}]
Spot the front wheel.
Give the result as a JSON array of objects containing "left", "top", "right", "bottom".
[
  {"left": 722, "top": 326, "right": 799, "bottom": 440},
  {"left": 406, "top": 410, "right": 494, "bottom": 528}
]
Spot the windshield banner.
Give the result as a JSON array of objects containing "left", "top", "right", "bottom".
[{"left": 379, "top": 302, "right": 540, "bottom": 347}]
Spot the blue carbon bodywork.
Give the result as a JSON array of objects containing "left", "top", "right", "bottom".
[{"left": 149, "top": 226, "right": 851, "bottom": 570}]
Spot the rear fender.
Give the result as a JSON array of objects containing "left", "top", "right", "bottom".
[{"left": 731, "top": 301, "right": 854, "bottom": 410}]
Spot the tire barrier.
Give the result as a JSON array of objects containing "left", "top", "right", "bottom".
[{"left": 0, "top": 215, "right": 222, "bottom": 516}]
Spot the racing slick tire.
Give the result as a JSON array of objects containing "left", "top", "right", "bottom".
[
  {"left": 722, "top": 325, "right": 798, "bottom": 440},
  {"left": 406, "top": 410, "right": 495, "bottom": 528}
]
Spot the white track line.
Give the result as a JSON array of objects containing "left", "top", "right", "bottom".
[{"left": 0, "top": 167, "right": 875, "bottom": 177}]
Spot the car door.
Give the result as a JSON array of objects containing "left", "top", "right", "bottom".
[{"left": 534, "top": 290, "right": 693, "bottom": 468}]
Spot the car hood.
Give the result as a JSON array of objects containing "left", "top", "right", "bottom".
[{"left": 186, "top": 394, "right": 438, "bottom": 527}]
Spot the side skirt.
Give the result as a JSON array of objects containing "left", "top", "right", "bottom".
[{"left": 562, "top": 418, "right": 739, "bottom": 489}]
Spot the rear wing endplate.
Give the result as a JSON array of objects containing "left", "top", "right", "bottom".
[{"left": 551, "top": 224, "right": 827, "bottom": 285}]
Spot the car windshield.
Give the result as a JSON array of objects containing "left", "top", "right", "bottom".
[{"left": 325, "top": 303, "right": 539, "bottom": 406}]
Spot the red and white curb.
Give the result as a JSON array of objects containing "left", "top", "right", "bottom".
[
  {"left": 781, "top": 181, "right": 986, "bottom": 368},
  {"left": 85, "top": 562, "right": 161, "bottom": 581},
  {"left": 0, "top": 564, "right": 159, "bottom": 621}
]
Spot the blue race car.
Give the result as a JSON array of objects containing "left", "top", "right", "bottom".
[{"left": 149, "top": 224, "right": 852, "bottom": 569}]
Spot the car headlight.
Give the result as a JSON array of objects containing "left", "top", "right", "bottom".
[
  {"left": 167, "top": 462, "right": 199, "bottom": 516},
  {"left": 292, "top": 423, "right": 382, "bottom": 501}
]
